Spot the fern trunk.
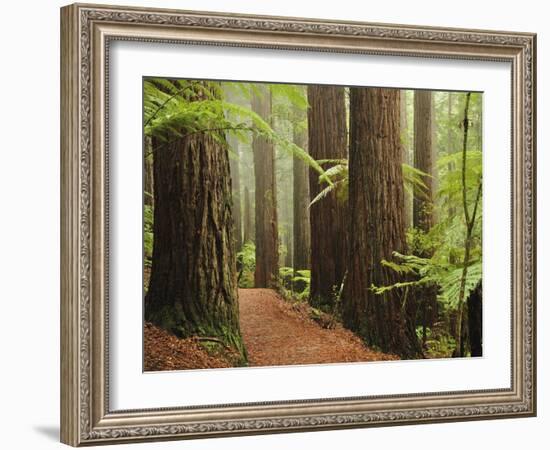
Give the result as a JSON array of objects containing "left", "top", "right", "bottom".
[{"left": 467, "top": 281, "right": 483, "bottom": 356}]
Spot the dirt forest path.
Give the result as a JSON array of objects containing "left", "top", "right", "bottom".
[{"left": 238, "top": 288, "right": 397, "bottom": 366}]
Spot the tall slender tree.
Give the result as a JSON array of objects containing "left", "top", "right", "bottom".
[
  {"left": 252, "top": 85, "right": 279, "bottom": 288},
  {"left": 413, "top": 90, "right": 435, "bottom": 231},
  {"left": 292, "top": 113, "right": 311, "bottom": 270},
  {"left": 144, "top": 137, "right": 154, "bottom": 207},
  {"left": 307, "top": 85, "right": 347, "bottom": 308},
  {"left": 453, "top": 92, "right": 481, "bottom": 358},
  {"left": 284, "top": 224, "right": 293, "bottom": 267},
  {"left": 400, "top": 90, "right": 412, "bottom": 228},
  {"left": 342, "top": 87, "right": 420, "bottom": 358},
  {"left": 243, "top": 186, "right": 253, "bottom": 244},
  {"left": 145, "top": 81, "right": 244, "bottom": 358},
  {"left": 224, "top": 86, "right": 244, "bottom": 251},
  {"left": 228, "top": 137, "right": 243, "bottom": 251},
  {"left": 413, "top": 90, "right": 438, "bottom": 345}
]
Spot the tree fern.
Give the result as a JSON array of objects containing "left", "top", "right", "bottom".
[
  {"left": 372, "top": 94, "right": 483, "bottom": 325},
  {"left": 144, "top": 79, "right": 330, "bottom": 182},
  {"left": 309, "top": 160, "right": 428, "bottom": 207}
]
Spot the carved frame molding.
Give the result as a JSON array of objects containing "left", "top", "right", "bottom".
[{"left": 61, "top": 3, "right": 536, "bottom": 446}]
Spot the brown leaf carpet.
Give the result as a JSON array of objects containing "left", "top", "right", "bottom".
[{"left": 144, "top": 288, "right": 397, "bottom": 371}]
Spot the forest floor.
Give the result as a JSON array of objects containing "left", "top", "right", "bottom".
[
  {"left": 239, "top": 288, "right": 398, "bottom": 366},
  {"left": 144, "top": 288, "right": 397, "bottom": 371},
  {"left": 143, "top": 322, "right": 241, "bottom": 371}
]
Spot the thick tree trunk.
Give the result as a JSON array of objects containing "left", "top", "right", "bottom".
[
  {"left": 413, "top": 90, "right": 438, "bottom": 345},
  {"left": 293, "top": 122, "right": 311, "bottom": 270},
  {"left": 229, "top": 137, "right": 243, "bottom": 251},
  {"left": 467, "top": 281, "right": 483, "bottom": 357},
  {"left": 144, "top": 83, "right": 244, "bottom": 359},
  {"left": 252, "top": 86, "right": 279, "bottom": 288},
  {"left": 343, "top": 87, "right": 420, "bottom": 358},
  {"left": 307, "top": 85, "right": 347, "bottom": 308},
  {"left": 243, "top": 186, "right": 253, "bottom": 244}
]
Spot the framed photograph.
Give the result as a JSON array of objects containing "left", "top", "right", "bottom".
[{"left": 60, "top": 3, "right": 536, "bottom": 446}]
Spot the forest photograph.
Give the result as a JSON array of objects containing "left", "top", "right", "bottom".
[{"left": 142, "top": 78, "right": 483, "bottom": 372}]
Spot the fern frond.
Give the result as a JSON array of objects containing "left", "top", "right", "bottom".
[{"left": 309, "top": 182, "right": 343, "bottom": 207}]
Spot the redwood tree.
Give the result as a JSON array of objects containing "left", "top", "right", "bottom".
[
  {"left": 342, "top": 87, "right": 420, "bottom": 358},
  {"left": 243, "top": 186, "right": 253, "bottom": 244},
  {"left": 400, "top": 90, "right": 412, "bottom": 227},
  {"left": 413, "top": 90, "right": 435, "bottom": 231},
  {"left": 144, "top": 136, "right": 154, "bottom": 208},
  {"left": 292, "top": 117, "right": 311, "bottom": 270},
  {"left": 144, "top": 82, "right": 244, "bottom": 357},
  {"left": 229, "top": 136, "right": 243, "bottom": 251},
  {"left": 413, "top": 90, "right": 438, "bottom": 345},
  {"left": 307, "top": 85, "right": 347, "bottom": 308},
  {"left": 252, "top": 86, "right": 279, "bottom": 288}
]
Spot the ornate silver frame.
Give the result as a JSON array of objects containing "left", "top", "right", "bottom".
[{"left": 60, "top": 3, "right": 536, "bottom": 446}]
